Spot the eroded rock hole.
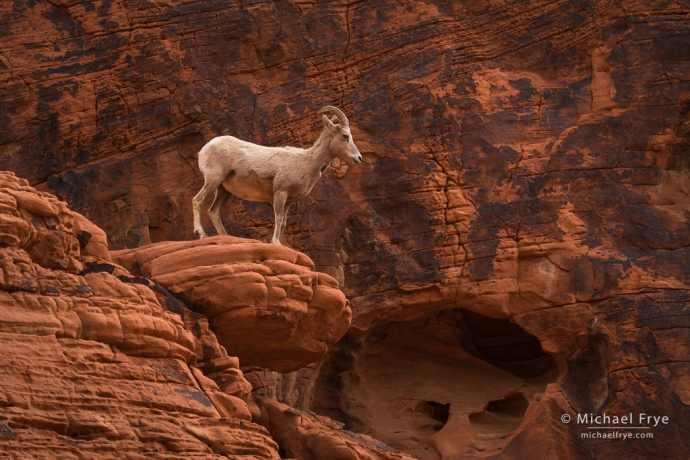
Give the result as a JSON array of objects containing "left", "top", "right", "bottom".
[
  {"left": 429, "top": 401, "right": 450, "bottom": 425},
  {"left": 409, "top": 401, "right": 451, "bottom": 436},
  {"left": 427, "top": 401, "right": 450, "bottom": 429},
  {"left": 461, "top": 309, "right": 556, "bottom": 378},
  {"left": 309, "top": 308, "right": 557, "bottom": 459},
  {"left": 469, "top": 393, "right": 529, "bottom": 434},
  {"left": 487, "top": 393, "right": 528, "bottom": 416}
]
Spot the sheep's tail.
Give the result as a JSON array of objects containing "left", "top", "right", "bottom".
[{"left": 194, "top": 148, "right": 206, "bottom": 175}]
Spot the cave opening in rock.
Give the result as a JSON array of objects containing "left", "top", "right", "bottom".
[
  {"left": 406, "top": 400, "right": 452, "bottom": 436},
  {"left": 309, "top": 307, "right": 558, "bottom": 459},
  {"left": 487, "top": 393, "right": 529, "bottom": 416},
  {"left": 426, "top": 401, "right": 450, "bottom": 430},
  {"left": 469, "top": 393, "right": 530, "bottom": 434},
  {"left": 460, "top": 309, "right": 557, "bottom": 378}
]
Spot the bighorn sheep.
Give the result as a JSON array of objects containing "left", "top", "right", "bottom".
[{"left": 193, "top": 106, "right": 362, "bottom": 244}]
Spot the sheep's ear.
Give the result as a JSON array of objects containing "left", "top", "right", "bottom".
[{"left": 322, "top": 115, "right": 338, "bottom": 133}]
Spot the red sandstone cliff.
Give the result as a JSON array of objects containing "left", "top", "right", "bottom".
[
  {"left": 0, "top": 172, "right": 410, "bottom": 459},
  {"left": 1, "top": 0, "right": 689, "bottom": 459}
]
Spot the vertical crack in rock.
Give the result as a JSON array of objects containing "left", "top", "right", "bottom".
[{"left": 562, "top": 317, "right": 611, "bottom": 413}]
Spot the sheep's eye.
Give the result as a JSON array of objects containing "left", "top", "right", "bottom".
[{"left": 343, "top": 134, "right": 349, "bottom": 141}]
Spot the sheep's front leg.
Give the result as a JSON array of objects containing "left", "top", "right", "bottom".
[{"left": 271, "top": 191, "right": 288, "bottom": 244}]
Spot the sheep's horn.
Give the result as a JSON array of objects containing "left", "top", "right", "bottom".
[{"left": 318, "top": 106, "right": 349, "bottom": 127}]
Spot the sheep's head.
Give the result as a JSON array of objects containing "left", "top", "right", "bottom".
[{"left": 319, "top": 106, "right": 362, "bottom": 164}]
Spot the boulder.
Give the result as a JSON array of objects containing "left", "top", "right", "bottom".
[{"left": 112, "top": 236, "right": 352, "bottom": 373}]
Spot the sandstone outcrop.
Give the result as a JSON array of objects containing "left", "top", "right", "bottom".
[
  {"left": 2, "top": 0, "right": 690, "bottom": 458},
  {"left": 111, "top": 237, "right": 351, "bottom": 373},
  {"left": 0, "top": 172, "right": 280, "bottom": 458},
  {"left": 256, "top": 397, "right": 416, "bottom": 460},
  {"left": 0, "top": 172, "right": 409, "bottom": 459}
]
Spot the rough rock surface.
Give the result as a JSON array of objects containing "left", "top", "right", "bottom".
[
  {"left": 1, "top": 0, "right": 690, "bottom": 459},
  {"left": 0, "top": 173, "right": 404, "bottom": 459},
  {"left": 0, "top": 172, "right": 280, "bottom": 458},
  {"left": 256, "top": 397, "right": 416, "bottom": 460},
  {"left": 111, "top": 236, "right": 351, "bottom": 373},
  {"left": 310, "top": 310, "right": 561, "bottom": 459}
]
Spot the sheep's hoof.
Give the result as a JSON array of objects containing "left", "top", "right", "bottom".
[{"left": 194, "top": 229, "right": 208, "bottom": 239}]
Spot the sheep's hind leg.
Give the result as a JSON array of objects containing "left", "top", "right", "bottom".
[
  {"left": 193, "top": 176, "right": 224, "bottom": 238},
  {"left": 208, "top": 186, "right": 231, "bottom": 236},
  {"left": 271, "top": 191, "right": 288, "bottom": 244},
  {"left": 278, "top": 203, "right": 292, "bottom": 243}
]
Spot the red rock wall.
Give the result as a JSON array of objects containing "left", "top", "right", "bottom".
[
  {"left": 0, "top": 172, "right": 411, "bottom": 459},
  {"left": 1, "top": 0, "right": 689, "bottom": 459},
  {"left": 0, "top": 172, "right": 280, "bottom": 458}
]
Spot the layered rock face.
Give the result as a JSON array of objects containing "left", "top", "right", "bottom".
[
  {"left": 111, "top": 237, "right": 351, "bottom": 373},
  {"left": 0, "top": 173, "right": 407, "bottom": 459},
  {"left": 1, "top": 0, "right": 690, "bottom": 459},
  {"left": 0, "top": 172, "right": 279, "bottom": 458}
]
